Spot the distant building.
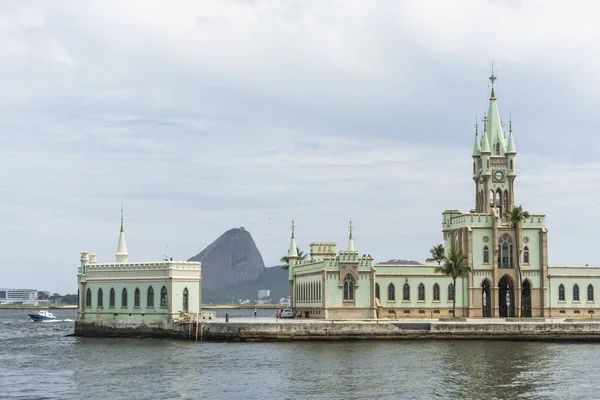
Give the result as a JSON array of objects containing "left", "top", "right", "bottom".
[
  {"left": 0, "top": 288, "right": 38, "bottom": 304},
  {"left": 77, "top": 210, "right": 202, "bottom": 324},
  {"left": 257, "top": 289, "right": 270, "bottom": 299}
]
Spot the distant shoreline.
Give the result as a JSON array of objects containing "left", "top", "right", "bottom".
[
  {"left": 0, "top": 304, "right": 282, "bottom": 310},
  {"left": 0, "top": 305, "right": 78, "bottom": 309}
]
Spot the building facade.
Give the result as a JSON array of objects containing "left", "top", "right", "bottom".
[
  {"left": 77, "top": 213, "right": 202, "bottom": 323},
  {"left": 0, "top": 288, "right": 38, "bottom": 304},
  {"left": 288, "top": 74, "right": 600, "bottom": 319}
]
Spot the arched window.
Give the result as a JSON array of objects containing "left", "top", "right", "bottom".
[
  {"left": 85, "top": 288, "right": 92, "bottom": 308},
  {"left": 147, "top": 286, "right": 154, "bottom": 307},
  {"left": 433, "top": 284, "right": 440, "bottom": 301},
  {"left": 134, "top": 288, "right": 140, "bottom": 307},
  {"left": 160, "top": 286, "right": 168, "bottom": 307},
  {"left": 498, "top": 234, "right": 514, "bottom": 269},
  {"left": 573, "top": 284, "right": 580, "bottom": 301},
  {"left": 588, "top": 285, "right": 594, "bottom": 302},
  {"left": 418, "top": 283, "right": 425, "bottom": 301},
  {"left": 343, "top": 275, "right": 355, "bottom": 301},
  {"left": 495, "top": 143, "right": 500, "bottom": 155},
  {"left": 483, "top": 246, "right": 489, "bottom": 264},
  {"left": 388, "top": 283, "right": 395, "bottom": 302},
  {"left": 510, "top": 160, "right": 513, "bottom": 170},
  {"left": 403, "top": 283, "right": 410, "bottom": 301},
  {"left": 448, "top": 284, "right": 455, "bottom": 301},
  {"left": 523, "top": 246, "right": 530, "bottom": 264},
  {"left": 558, "top": 284, "right": 565, "bottom": 301},
  {"left": 121, "top": 288, "right": 128, "bottom": 307},
  {"left": 97, "top": 288, "right": 103, "bottom": 307},
  {"left": 375, "top": 283, "right": 380, "bottom": 300},
  {"left": 109, "top": 288, "right": 115, "bottom": 307},
  {"left": 183, "top": 288, "right": 189, "bottom": 311}
]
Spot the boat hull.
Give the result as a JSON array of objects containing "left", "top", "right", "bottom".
[{"left": 28, "top": 314, "right": 57, "bottom": 322}]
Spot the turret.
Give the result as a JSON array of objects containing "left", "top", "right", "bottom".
[
  {"left": 287, "top": 220, "right": 299, "bottom": 281},
  {"left": 507, "top": 119, "right": 517, "bottom": 175},
  {"left": 347, "top": 219, "right": 356, "bottom": 252},
  {"left": 115, "top": 205, "right": 129, "bottom": 263},
  {"left": 480, "top": 118, "right": 491, "bottom": 176},
  {"left": 472, "top": 121, "right": 481, "bottom": 178},
  {"left": 485, "top": 71, "right": 507, "bottom": 156}
]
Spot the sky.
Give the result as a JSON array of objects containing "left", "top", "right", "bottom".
[{"left": 2, "top": 0, "right": 600, "bottom": 294}]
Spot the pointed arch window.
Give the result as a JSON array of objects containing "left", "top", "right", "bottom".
[
  {"left": 388, "top": 283, "right": 395, "bottom": 302},
  {"left": 418, "top": 283, "right": 425, "bottom": 301},
  {"left": 510, "top": 160, "right": 514, "bottom": 170},
  {"left": 403, "top": 283, "right": 410, "bottom": 301},
  {"left": 160, "top": 286, "right": 168, "bottom": 307},
  {"left": 498, "top": 234, "right": 514, "bottom": 269},
  {"left": 558, "top": 284, "right": 565, "bottom": 301},
  {"left": 483, "top": 246, "right": 489, "bottom": 264},
  {"left": 573, "top": 284, "right": 580, "bottom": 302},
  {"left": 523, "top": 246, "right": 530, "bottom": 264},
  {"left": 134, "top": 288, "right": 140, "bottom": 307},
  {"left": 375, "top": 283, "right": 380, "bottom": 300},
  {"left": 121, "top": 288, "right": 128, "bottom": 307},
  {"left": 495, "top": 143, "right": 500, "bottom": 155},
  {"left": 109, "top": 288, "right": 115, "bottom": 307},
  {"left": 183, "top": 288, "right": 189, "bottom": 311},
  {"left": 147, "top": 286, "right": 154, "bottom": 307},
  {"left": 588, "top": 285, "right": 594, "bottom": 302},
  {"left": 433, "top": 284, "right": 440, "bottom": 301},
  {"left": 97, "top": 288, "right": 103, "bottom": 307},
  {"left": 85, "top": 288, "right": 92, "bottom": 308},
  {"left": 448, "top": 284, "right": 455, "bottom": 301},
  {"left": 343, "top": 275, "right": 355, "bottom": 301}
]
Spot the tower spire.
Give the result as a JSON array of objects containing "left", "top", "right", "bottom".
[
  {"left": 115, "top": 203, "right": 129, "bottom": 263},
  {"left": 347, "top": 219, "right": 355, "bottom": 252},
  {"left": 507, "top": 113, "right": 516, "bottom": 154},
  {"left": 287, "top": 219, "right": 298, "bottom": 258},
  {"left": 472, "top": 115, "right": 481, "bottom": 156},
  {"left": 489, "top": 61, "right": 497, "bottom": 100}
]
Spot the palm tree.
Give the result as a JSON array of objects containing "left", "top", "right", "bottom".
[
  {"left": 426, "top": 244, "right": 445, "bottom": 265},
  {"left": 434, "top": 249, "right": 471, "bottom": 317},
  {"left": 506, "top": 205, "right": 530, "bottom": 317},
  {"left": 280, "top": 248, "right": 308, "bottom": 270}
]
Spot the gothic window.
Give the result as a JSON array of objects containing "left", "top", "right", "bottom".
[
  {"left": 504, "top": 190, "right": 509, "bottom": 205},
  {"left": 375, "top": 283, "right": 380, "bottom": 300},
  {"left": 573, "top": 284, "right": 580, "bottom": 302},
  {"left": 147, "top": 286, "right": 154, "bottom": 307},
  {"left": 558, "top": 284, "right": 565, "bottom": 301},
  {"left": 343, "top": 275, "right": 355, "bottom": 301},
  {"left": 97, "top": 288, "right": 103, "bottom": 307},
  {"left": 498, "top": 234, "right": 514, "bottom": 269},
  {"left": 388, "top": 283, "right": 395, "bottom": 301},
  {"left": 483, "top": 246, "right": 489, "bottom": 264},
  {"left": 403, "top": 283, "right": 410, "bottom": 301},
  {"left": 109, "top": 288, "right": 115, "bottom": 307},
  {"left": 510, "top": 160, "right": 513, "bottom": 170},
  {"left": 121, "top": 288, "right": 128, "bottom": 307},
  {"left": 418, "top": 283, "right": 425, "bottom": 301},
  {"left": 183, "top": 288, "right": 189, "bottom": 312},
  {"left": 473, "top": 162, "right": 475, "bottom": 173},
  {"left": 523, "top": 247, "right": 530, "bottom": 264},
  {"left": 134, "top": 288, "right": 140, "bottom": 307},
  {"left": 433, "top": 284, "right": 440, "bottom": 301},
  {"left": 495, "top": 143, "right": 500, "bottom": 155},
  {"left": 487, "top": 160, "right": 490, "bottom": 169},
  {"left": 160, "top": 286, "right": 168, "bottom": 307},
  {"left": 85, "top": 288, "right": 92, "bottom": 308},
  {"left": 588, "top": 285, "right": 594, "bottom": 302},
  {"left": 448, "top": 284, "right": 455, "bottom": 301}
]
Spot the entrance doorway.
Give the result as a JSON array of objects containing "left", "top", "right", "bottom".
[
  {"left": 522, "top": 280, "right": 532, "bottom": 317},
  {"left": 482, "top": 280, "right": 491, "bottom": 317},
  {"left": 499, "top": 276, "right": 515, "bottom": 317}
]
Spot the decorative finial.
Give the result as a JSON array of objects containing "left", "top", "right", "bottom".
[
  {"left": 475, "top": 115, "right": 479, "bottom": 136},
  {"left": 120, "top": 201, "right": 124, "bottom": 232},
  {"left": 349, "top": 219, "right": 353, "bottom": 238},
  {"left": 509, "top": 112, "right": 513, "bottom": 133},
  {"left": 290, "top": 219, "right": 295, "bottom": 238},
  {"left": 489, "top": 61, "right": 497, "bottom": 86}
]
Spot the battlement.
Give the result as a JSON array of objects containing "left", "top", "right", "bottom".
[
  {"left": 442, "top": 212, "right": 545, "bottom": 231},
  {"left": 78, "top": 260, "right": 201, "bottom": 274},
  {"left": 310, "top": 242, "right": 337, "bottom": 260}
]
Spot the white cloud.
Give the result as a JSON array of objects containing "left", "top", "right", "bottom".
[{"left": 0, "top": 0, "right": 599, "bottom": 293}]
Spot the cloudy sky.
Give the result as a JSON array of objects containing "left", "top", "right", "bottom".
[{"left": 2, "top": 0, "right": 600, "bottom": 294}]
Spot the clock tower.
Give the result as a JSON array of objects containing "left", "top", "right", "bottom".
[{"left": 471, "top": 72, "right": 517, "bottom": 220}]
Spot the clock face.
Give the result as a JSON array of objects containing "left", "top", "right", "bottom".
[{"left": 494, "top": 171, "right": 504, "bottom": 181}]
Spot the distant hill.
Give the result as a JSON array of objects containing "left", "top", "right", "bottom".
[
  {"left": 376, "top": 259, "right": 422, "bottom": 265},
  {"left": 202, "top": 266, "right": 289, "bottom": 304},
  {"left": 188, "top": 227, "right": 265, "bottom": 291}
]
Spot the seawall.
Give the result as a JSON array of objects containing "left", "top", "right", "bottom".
[{"left": 74, "top": 318, "right": 600, "bottom": 342}]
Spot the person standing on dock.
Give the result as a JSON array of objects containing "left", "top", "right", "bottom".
[{"left": 254, "top": 307, "right": 257, "bottom": 317}]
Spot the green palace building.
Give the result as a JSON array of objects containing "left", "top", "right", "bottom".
[{"left": 287, "top": 74, "right": 600, "bottom": 319}]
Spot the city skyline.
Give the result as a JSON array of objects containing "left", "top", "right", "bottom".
[{"left": 2, "top": 1, "right": 600, "bottom": 293}]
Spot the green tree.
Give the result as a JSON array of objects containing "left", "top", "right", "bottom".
[
  {"left": 280, "top": 248, "right": 308, "bottom": 270},
  {"left": 426, "top": 244, "right": 445, "bottom": 265},
  {"left": 37, "top": 291, "right": 50, "bottom": 300},
  {"left": 506, "top": 205, "right": 530, "bottom": 317},
  {"left": 434, "top": 249, "right": 472, "bottom": 317}
]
